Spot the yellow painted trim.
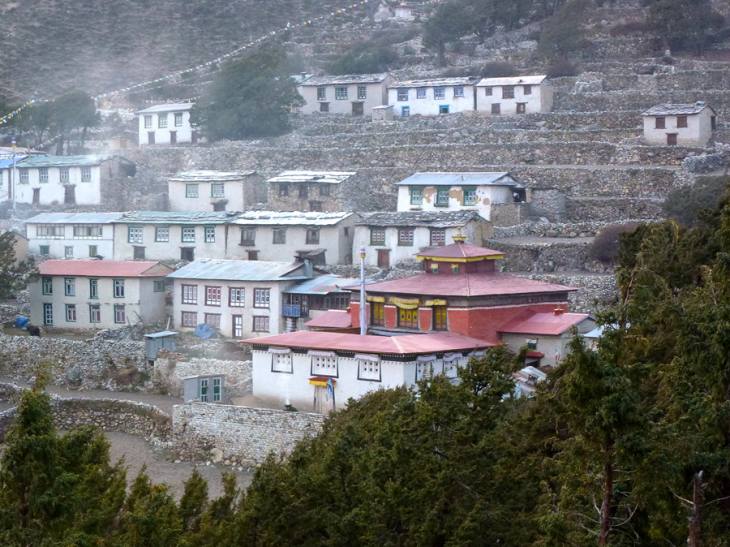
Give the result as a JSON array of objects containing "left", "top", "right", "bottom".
[
  {"left": 389, "top": 296, "right": 420, "bottom": 309},
  {"left": 366, "top": 295, "right": 385, "bottom": 303},
  {"left": 424, "top": 299, "right": 447, "bottom": 306},
  {"left": 417, "top": 255, "right": 504, "bottom": 263}
]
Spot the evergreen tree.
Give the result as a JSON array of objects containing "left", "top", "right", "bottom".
[
  {"left": 50, "top": 90, "right": 99, "bottom": 154},
  {"left": 647, "top": 0, "right": 724, "bottom": 54},
  {"left": 0, "top": 231, "right": 37, "bottom": 301}
]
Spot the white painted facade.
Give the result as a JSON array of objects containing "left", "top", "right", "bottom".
[
  {"left": 642, "top": 104, "right": 716, "bottom": 146},
  {"left": 167, "top": 171, "right": 259, "bottom": 212},
  {"left": 1, "top": 164, "right": 101, "bottom": 206},
  {"left": 297, "top": 74, "right": 391, "bottom": 116},
  {"left": 113, "top": 222, "right": 233, "bottom": 261},
  {"left": 389, "top": 78, "right": 475, "bottom": 117},
  {"left": 25, "top": 213, "right": 122, "bottom": 259},
  {"left": 137, "top": 103, "right": 195, "bottom": 146},
  {"left": 475, "top": 76, "right": 553, "bottom": 115}
]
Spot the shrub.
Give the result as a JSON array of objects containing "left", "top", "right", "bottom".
[
  {"left": 609, "top": 20, "right": 654, "bottom": 36},
  {"left": 537, "top": 0, "right": 590, "bottom": 59},
  {"left": 546, "top": 59, "right": 579, "bottom": 77},
  {"left": 328, "top": 43, "right": 398, "bottom": 74},
  {"left": 481, "top": 61, "right": 517, "bottom": 78},
  {"left": 663, "top": 176, "right": 730, "bottom": 227},
  {"left": 590, "top": 223, "right": 640, "bottom": 263}
]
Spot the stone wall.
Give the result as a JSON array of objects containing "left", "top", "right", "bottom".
[
  {"left": 153, "top": 355, "right": 252, "bottom": 401},
  {"left": 172, "top": 402, "right": 325, "bottom": 466}
]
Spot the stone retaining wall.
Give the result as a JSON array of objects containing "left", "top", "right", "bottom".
[{"left": 153, "top": 355, "right": 252, "bottom": 401}]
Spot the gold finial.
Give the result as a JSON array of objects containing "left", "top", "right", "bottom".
[{"left": 452, "top": 230, "right": 466, "bottom": 244}]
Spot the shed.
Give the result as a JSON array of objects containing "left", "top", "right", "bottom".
[
  {"left": 144, "top": 330, "right": 178, "bottom": 362},
  {"left": 183, "top": 374, "right": 224, "bottom": 403}
]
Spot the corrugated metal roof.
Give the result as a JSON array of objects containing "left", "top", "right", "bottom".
[
  {"left": 167, "top": 259, "right": 310, "bottom": 281},
  {"left": 117, "top": 211, "right": 238, "bottom": 225},
  {"left": 499, "top": 311, "right": 590, "bottom": 336},
  {"left": 0, "top": 155, "right": 28, "bottom": 169},
  {"left": 396, "top": 172, "right": 518, "bottom": 187},
  {"left": 477, "top": 75, "right": 547, "bottom": 87},
  {"left": 286, "top": 274, "right": 359, "bottom": 295},
  {"left": 136, "top": 102, "right": 194, "bottom": 114},
  {"left": 418, "top": 242, "right": 504, "bottom": 260},
  {"left": 39, "top": 259, "right": 171, "bottom": 277},
  {"left": 642, "top": 102, "right": 714, "bottom": 116},
  {"left": 299, "top": 73, "right": 389, "bottom": 85},
  {"left": 25, "top": 212, "right": 125, "bottom": 224},
  {"left": 305, "top": 310, "right": 353, "bottom": 329},
  {"left": 169, "top": 170, "right": 256, "bottom": 183},
  {"left": 392, "top": 77, "right": 474, "bottom": 88},
  {"left": 18, "top": 154, "right": 112, "bottom": 168},
  {"left": 358, "top": 210, "right": 481, "bottom": 227},
  {"left": 234, "top": 211, "right": 354, "bottom": 226},
  {"left": 267, "top": 170, "right": 356, "bottom": 185}
]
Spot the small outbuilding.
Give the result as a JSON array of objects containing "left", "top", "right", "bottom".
[{"left": 642, "top": 102, "right": 717, "bottom": 146}]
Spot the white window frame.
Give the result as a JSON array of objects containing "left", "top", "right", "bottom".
[
  {"left": 144, "top": 115, "right": 153, "bottom": 128},
  {"left": 271, "top": 349, "right": 293, "bottom": 373},
  {"left": 113, "top": 279, "right": 125, "bottom": 298},
  {"left": 357, "top": 354, "right": 381, "bottom": 382},
  {"left": 229, "top": 287, "right": 245, "bottom": 307},
  {"left": 311, "top": 352, "right": 338, "bottom": 377},
  {"left": 204, "top": 225, "right": 216, "bottom": 243},
  {"left": 158, "top": 113, "right": 168, "bottom": 128},
  {"left": 185, "top": 184, "right": 199, "bottom": 198},
  {"left": 210, "top": 183, "right": 225, "bottom": 198},
  {"left": 253, "top": 288, "right": 270, "bottom": 308},
  {"left": 43, "top": 303, "right": 53, "bottom": 326},
  {"left": 205, "top": 286, "right": 222, "bottom": 306},
  {"left": 155, "top": 225, "right": 170, "bottom": 242},
  {"left": 182, "top": 284, "right": 198, "bottom": 305},
  {"left": 174, "top": 112, "right": 183, "bottom": 127},
  {"left": 127, "top": 225, "right": 143, "bottom": 244},
  {"left": 64, "top": 246, "right": 74, "bottom": 259},
  {"left": 181, "top": 226, "right": 196, "bottom": 242}
]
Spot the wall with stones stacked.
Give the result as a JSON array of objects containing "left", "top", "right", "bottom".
[{"left": 153, "top": 355, "right": 252, "bottom": 401}]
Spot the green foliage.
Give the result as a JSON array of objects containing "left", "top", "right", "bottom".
[
  {"left": 13, "top": 102, "right": 53, "bottom": 148},
  {"left": 537, "top": 0, "right": 590, "bottom": 59},
  {"left": 546, "top": 58, "right": 579, "bottom": 77},
  {"left": 663, "top": 175, "right": 730, "bottom": 227},
  {"left": 328, "top": 42, "right": 398, "bottom": 75},
  {"left": 589, "top": 222, "right": 640, "bottom": 263},
  {"left": 646, "top": 0, "right": 725, "bottom": 53},
  {"left": 0, "top": 231, "right": 37, "bottom": 301},
  {"left": 192, "top": 46, "right": 302, "bottom": 141},
  {"left": 480, "top": 61, "right": 517, "bottom": 78},
  {"left": 49, "top": 90, "right": 100, "bottom": 154}
]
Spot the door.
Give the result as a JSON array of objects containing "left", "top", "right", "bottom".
[
  {"left": 32, "top": 188, "right": 40, "bottom": 205},
  {"left": 313, "top": 384, "right": 335, "bottom": 414},
  {"left": 232, "top": 315, "right": 243, "bottom": 338},
  {"left": 169, "top": 131, "right": 177, "bottom": 144},
  {"left": 43, "top": 303, "right": 53, "bottom": 326},
  {"left": 64, "top": 185, "right": 75, "bottom": 205},
  {"left": 191, "top": 131, "right": 198, "bottom": 144},
  {"left": 147, "top": 131, "right": 155, "bottom": 145},
  {"left": 352, "top": 102, "right": 364, "bottom": 116},
  {"left": 377, "top": 249, "right": 390, "bottom": 268},
  {"left": 667, "top": 133, "right": 678, "bottom": 146}
]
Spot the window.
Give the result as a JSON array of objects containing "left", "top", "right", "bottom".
[
  {"left": 298, "top": 184, "right": 308, "bottom": 199},
  {"left": 158, "top": 114, "right": 168, "bottom": 128},
  {"left": 416, "top": 87, "right": 427, "bottom": 99},
  {"left": 317, "top": 86, "right": 327, "bottom": 100},
  {"left": 181, "top": 247, "right": 194, "bottom": 261},
  {"left": 711, "top": 116, "right": 717, "bottom": 130},
  {"left": 232, "top": 315, "right": 243, "bottom": 338},
  {"left": 39, "top": 245, "right": 50, "bottom": 256},
  {"left": 247, "top": 250, "right": 258, "bottom": 260},
  {"left": 491, "top": 103, "right": 501, "bottom": 115},
  {"left": 306, "top": 229, "right": 320, "bottom": 245},
  {"left": 113, "top": 279, "right": 125, "bottom": 298},
  {"left": 73, "top": 225, "right": 102, "bottom": 239},
  {"left": 526, "top": 338, "right": 538, "bottom": 350},
  {"left": 89, "top": 304, "right": 101, "bottom": 323},
  {"left": 357, "top": 85, "right": 366, "bottom": 100},
  {"left": 181, "top": 226, "right": 196, "bottom": 242},
  {"left": 311, "top": 354, "right": 337, "bottom": 376},
  {"left": 677, "top": 115, "right": 688, "bottom": 128},
  {"left": 278, "top": 183, "right": 289, "bottom": 197},
  {"left": 463, "top": 186, "right": 477, "bottom": 205},
  {"left": 155, "top": 226, "right": 169, "bottom": 242},
  {"left": 430, "top": 228, "right": 446, "bottom": 246},
  {"left": 502, "top": 85, "right": 514, "bottom": 99},
  {"left": 451, "top": 264, "right": 461, "bottom": 274},
  {"left": 401, "top": 106, "right": 410, "bottom": 117},
  {"left": 181, "top": 311, "right": 197, "bottom": 327},
  {"left": 229, "top": 287, "right": 245, "bottom": 307},
  {"left": 655, "top": 117, "right": 666, "bottom": 129},
  {"left": 453, "top": 85, "right": 464, "bottom": 98},
  {"left": 335, "top": 86, "right": 348, "bottom": 100},
  {"left": 213, "top": 377, "right": 221, "bottom": 401},
  {"left": 398, "top": 227, "right": 414, "bottom": 246},
  {"left": 523, "top": 84, "right": 532, "bottom": 95},
  {"left": 516, "top": 103, "right": 526, "bottom": 114},
  {"left": 19, "top": 169, "right": 28, "bottom": 184},
  {"left": 409, "top": 186, "right": 422, "bottom": 205},
  {"left": 319, "top": 102, "right": 329, "bottom": 113},
  {"left": 89, "top": 278, "right": 98, "bottom": 299},
  {"left": 153, "top": 280, "right": 165, "bottom": 292},
  {"left": 358, "top": 359, "right": 380, "bottom": 381},
  {"left": 398, "top": 307, "right": 418, "bottom": 329},
  {"left": 64, "top": 246, "right": 74, "bottom": 259},
  {"left": 240, "top": 227, "right": 256, "bottom": 246},
  {"left": 484, "top": 86, "right": 493, "bottom": 96},
  {"left": 371, "top": 302, "right": 384, "bottom": 326},
  {"left": 64, "top": 277, "right": 75, "bottom": 296},
  {"left": 37, "top": 224, "right": 64, "bottom": 238},
  {"left": 127, "top": 225, "right": 143, "bottom": 244},
  {"left": 114, "top": 304, "right": 126, "bottom": 324},
  {"left": 272, "top": 352, "right": 293, "bottom": 373},
  {"left": 65, "top": 304, "right": 77, "bottom": 322},
  {"left": 174, "top": 112, "right": 183, "bottom": 127},
  {"left": 397, "top": 88, "right": 409, "bottom": 101},
  {"left": 433, "top": 87, "right": 445, "bottom": 99},
  {"left": 199, "top": 378, "right": 209, "bottom": 402},
  {"left": 60, "top": 168, "right": 70, "bottom": 184},
  {"left": 133, "top": 246, "right": 145, "bottom": 260},
  {"left": 435, "top": 187, "right": 450, "bottom": 207},
  {"left": 204, "top": 225, "right": 215, "bottom": 243},
  {"left": 416, "top": 360, "right": 433, "bottom": 381},
  {"left": 81, "top": 167, "right": 91, "bottom": 182},
  {"left": 254, "top": 288, "right": 270, "bottom": 308},
  {"left": 205, "top": 286, "right": 222, "bottom": 306},
  {"left": 667, "top": 133, "right": 678, "bottom": 146},
  {"left": 252, "top": 315, "right": 269, "bottom": 332},
  {"left": 204, "top": 313, "right": 221, "bottom": 328},
  {"left": 309, "top": 201, "right": 323, "bottom": 211},
  {"left": 144, "top": 115, "right": 153, "bottom": 128},
  {"left": 43, "top": 303, "right": 53, "bottom": 326},
  {"left": 182, "top": 285, "right": 198, "bottom": 304},
  {"left": 370, "top": 227, "right": 385, "bottom": 245},
  {"left": 272, "top": 228, "right": 286, "bottom": 244},
  {"left": 210, "top": 183, "right": 225, "bottom": 198},
  {"left": 41, "top": 277, "right": 53, "bottom": 295},
  {"left": 433, "top": 305, "right": 447, "bottom": 330},
  {"left": 39, "top": 167, "right": 48, "bottom": 183},
  {"left": 439, "top": 105, "right": 450, "bottom": 115},
  {"left": 185, "top": 184, "right": 199, "bottom": 198}
]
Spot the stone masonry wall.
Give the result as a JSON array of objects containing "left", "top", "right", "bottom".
[{"left": 153, "top": 355, "right": 252, "bottom": 401}]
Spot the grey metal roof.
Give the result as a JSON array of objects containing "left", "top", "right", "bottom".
[
  {"left": 25, "top": 212, "right": 125, "bottom": 224},
  {"left": 267, "top": 170, "right": 356, "bottom": 185},
  {"left": 18, "top": 154, "right": 113, "bottom": 168},
  {"left": 144, "top": 330, "right": 178, "bottom": 339},
  {"left": 116, "top": 211, "right": 238, "bottom": 225},
  {"left": 299, "top": 73, "right": 389, "bottom": 86},
  {"left": 167, "top": 259, "right": 311, "bottom": 282},
  {"left": 136, "top": 102, "right": 194, "bottom": 114},
  {"left": 391, "top": 77, "right": 474, "bottom": 88},
  {"left": 357, "top": 210, "right": 482, "bottom": 227},
  {"left": 477, "top": 75, "right": 547, "bottom": 87},
  {"left": 285, "top": 274, "right": 359, "bottom": 295},
  {"left": 396, "top": 172, "right": 519, "bottom": 187},
  {"left": 169, "top": 170, "right": 256, "bottom": 183},
  {"left": 234, "top": 211, "right": 354, "bottom": 226},
  {"left": 642, "top": 102, "right": 715, "bottom": 116}
]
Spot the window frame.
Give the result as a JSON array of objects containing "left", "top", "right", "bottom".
[
  {"left": 155, "top": 225, "right": 170, "bottom": 242},
  {"left": 430, "top": 228, "right": 446, "bottom": 246},
  {"left": 113, "top": 304, "right": 126, "bottom": 324},
  {"left": 64, "top": 277, "right": 75, "bottom": 297},
  {"left": 240, "top": 226, "right": 256, "bottom": 246},
  {"left": 416, "top": 87, "right": 427, "bottom": 99},
  {"left": 89, "top": 304, "right": 101, "bottom": 324},
  {"left": 305, "top": 228, "right": 320, "bottom": 245},
  {"left": 253, "top": 288, "right": 271, "bottom": 309},
  {"left": 272, "top": 228, "right": 286, "bottom": 245},
  {"left": 677, "top": 115, "right": 688, "bottom": 128},
  {"left": 433, "top": 86, "right": 446, "bottom": 100},
  {"left": 41, "top": 277, "right": 53, "bottom": 295},
  {"left": 397, "top": 88, "right": 409, "bottom": 101},
  {"left": 357, "top": 359, "right": 381, "bottom": 382},
  {"left": 252, "top": 315, "right": 270, "bottom": 332},
  {"left": 435, "top": 187, "right": 450, "bottom": 207},
  {"left": 205, "top": 285, "right": 222, "bottom": 307},
  {"left": 181, "top": 311, "right": 197, "bottom": 327},
  {"left": 371, "top": 302, "right": 384, "bottom": 326},
  {"left": 181, "top": 284, "right": 198, "bottom": 305},
  {"left": 316, "top": 86, "right": 327, "bottom": 101},
  {"left": 65, "top": 304, "right": 77, "bottom": 323},
  {"left": 397, "top": 227, "right": 414, "bottom": 246},
  {"left": 334, "top": 86, "right": 348, "bottom": 100},
  {"left": 39, "top": 167, "right": 48, "bottom": 183},
  {"left": 174, "top": 112, "right": 183, "bottom": 127},
  {"left": 113, "top": 279, "right": 125, "bottom": 298},
  {"left": 59, "top": 167, "right": 70, "bottom": 184},
  {"left": 89, "top": 278, "right": 98, "bottom": 299},
  {"left": 453, "top": 85, "right": 464, "bottom": 98},
  {"left": 357, "top": 85, "right": 367, "bottom": 100},
  {"left": 271, "top": 351, "right": 293, "bottom": 373},
  {"left": 370, "top": 227, "right": 386, "bottom": 246},
  {"left": 185, "top": 184, "right": 199, "bottom": 198},
  {"left": 80, "top": 166, "right": 92, "bottom": 183},
  {"left": 397, "top": 307, "right": 418, "bottom": 329},
  {"left": 181, "top": 226, "right": 196, "bottom": 243},
  {"left": 204, "top": 225, "right": 216, "bottom": 243},
  {"left": 229, "top": 287, "right": 245, "bottom": 307},
  {"left": 463, "top": 186, "right": 477, "bottom": 205},
  {"left": 127, "top": 225, "right": 143, "bottom": 244},
  {"left": 502, "top": 85, "right": 515, "bottom": 99},
  {"left": 158, "top": 113, "right": 168, "bottom": 129},
  {"left": 433, "top": 305, "right": 447, "bottom": 331},
  {"left": 409, "top": 186, "right": 422, "bottom": 205},
  {"left": 210, "top": 183, "right": 225, "bottom": 198}
]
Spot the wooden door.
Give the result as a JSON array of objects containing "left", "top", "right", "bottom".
[
  {"left": 352, "top": 102, "right": 364, "bottom": 116},
  {"left": 147, "top": 131, "right": 155, "bottom": 144},
  {"left": 169, "top": 131, "right": 177, "bottom": 144},
  {"left": 64, "top": 185, "right": 75, "bottom": 205},
  {"left": 377, "top": 249, "right": 390, "bottom": 268},
  {"left": 232, "top": 315, "right": 243, "bottom": 338},
  {"left": 667, "top": 133, "right": 678, "bottom": 146},
  {"left": 32, "top": 188, "right": 40, "bottom": 205}
]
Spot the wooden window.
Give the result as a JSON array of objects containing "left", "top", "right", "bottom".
[
  {"left": 254, "top": 288, "right": 270, "bottom": 308},
  {"left": 398, "top": 227, "right": 414, "bottom": 246},
  {"left": 439, "top": 105, "right": 450, "bottom": 114},
  {"left": 398, "top": 307, "right": 418, "bottom": 329},
  {"left": 41, "top": 277, "right": 53, "bottom": 295},
  {"left": 252, "top": 315, "right": 270, "bottom": 332},
  {"left": 484, "top": 86, "right": 493, "bottom": 96},
  {"left": 64, "top": 277, "right": 75, "bottom": 296},
  {"left": 64, "top": 246, "right": 73, "bottom": 259},
  {"left": 81, "top": 167, "right": 91, "bottom": 182},
  {"left": 210, "top": 183, "right": 225, "bottom": 198},
  {"left": 89, "top": 279, "right": 98, "bottom": 299},
  {"left": 205, "top": 286, "right": 222, "bottom": 306},
  {"left": 39, "top": 245, "right": 50, "bottom": 256},
  {"left": 298, "top": 184, "right": 308, "bottom": 199},
  {"left": 229, "top": 287, "right": 245, "bottom": 307},
  {"left": 278, "top": 183, "right": 289, "bottom": 197},
  {"left": 155, "top": 226, "right": 170, "bottom": 242},
  {"left": 453, "top": 85, "right": 464, "bottom": 98},
  {"left": 43, "top": 303, "right": 53, "bottom": 326},
  {"left": 174, "top": 112, "right": 183, "bottom": 127},
  {"left": 433, "top": 305, "right": 447, "bottom": 330},
  {"left": 435, "top": 187, "right": 450, "bottom": 207},
  {"left": 272, "top": 228, "right": 286, "bottom": 244},
  {"left": 247, "top": 250, "right": 258, "bottom": 260},
  {"left": 370, "top": 227, "right": 385, "bottom": 245},
  {"left": 357, "top": 85, "right": 367, "bottom": 100},
  {"left": 463, "top": 186, "right": 477, "bottom": 205},
  {"left": 430, "top": 228, "right": 446, "bottom": 246},
  {"left": 60, "top": 168, "right": 70, "bottom": 184},
  {"left": 65, "top": 304, "right": 77, "bottom": 323},
  {"left": 144, "top": 115, "right": 152, "bottom": 128},
  {"left": 153, "top": 280, "right": 165, "bottom": 292},
  {"left": 113, "top": 279, "right": 125, "bottom": 298},
  {"left": 491, "top": 103, "right": 501, "bottom": 115},
  {"left": 89, "top": 304, "right": 101, "bottom": 323},
  {"left": 181, "top": 227, "right": 196, "bottom": 242},
  {"left": 416, "top": 87, "right": 427, "bottom": 99},
  {"left": 711, "top": 116, "right": 717, "bottom": 130},
  {"left": 655, "top": 117, "right": 665, "bottom": 129},
  {"left": 114, "top": 304, "right": 126, "bottom": 324},
  {"left": 181, "top": 247, "right": 194, "bottom": 261},
  {"left": 319, "top": 102, "right": 329, "bottom": 113},
  {"left": 185, "top": 184, "right": 199, "bottom": 198},
  {"left": 502, "top": 86, "right": 514, "bottom": 99},
  {"left": 158, "top": 114, "right": 168, "bottom": 128},
  {"left": 204, "top": 226, "right": 215, "bottom": 243},
  {"left": 127, "top": 225, "right": 143, "bottom": 243},
  {"left": 240, "top": 227, "right": 256, "bottom": 246},
  {"left": 401, "top": 106, "right": 410, "bottom": 117},
  {"left": 19, "top": 169, "right": 28, "bottom": 184},
  {"left": 204, "top": 313, "right": 221, "bottom": 328},
  {"left": 677, "top": 115, "right": 688, "bottom": 128},
  {"left": 335, "top": 86, "right": 348, "bottom": 100},
  {"left": 317, "top": 86, "right": 326, "bottom": 100},
  {"left": 397, "top": 88, "right": 409, "bottom": 101},
  {"left": 182, "top": 284, "right": 197, "bottom": 304},
  {"left": 523, "top": 84, "right": 532, "bottom": 95},
  {"left": 73, "top": 224, "right": 102, "bottom": 238},
  {"left": 667, "top": 133, "right": 678, "bottom": 146},
  {"left": 133, "top": 246, "right": 145, "bottom": 260},
  {"left": 516, "top": 103, "right": 526, "bottom": 114},
  {"left": 306, "top": 228, "right": 320, "bottom": 245},
  {"left": 409, "top": 186, "right": 422, "bottom": 205},
  {"left": 309, "top": 201, "right": 323, "bottom": 211},
  {"left": 433, "top": 87, "right": 445, "bottom": 99},
  {"left": 232, "top": 315, "right": 243, "bottom": 338},
  {"left": 39, "top": 167, "right": 48, "bottom": 183},
  {"left": 371, "top": 302, "right": 384, "bottom": 326},
  {"left": 181, "top": 311, "right": 197, "bottom": 327}
]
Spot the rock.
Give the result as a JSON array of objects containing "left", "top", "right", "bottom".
[{"left": 210, "top": 448, "right": 223, "bottom": 463}]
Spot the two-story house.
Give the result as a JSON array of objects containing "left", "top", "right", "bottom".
[
  {"left": 167, "top": 170, "right": 262, "bottom": 212},
  {"left": 388, "top": 77, "right": 476, "bottom": 117},
  {"left": 395, "top": 171, "right": 526, "bottom": 220},
  {"left": 642, "top": 102, "right": 717, "bottom": 146},
  {"left": 31, "top": 260, "right": 171, "bottom": 330},
  {"left": 266, "top": 170, "right": 355, "bottom": 212},
  {"left": 137, "top": 103, "right": 196, "bottom": 146},
  {"left": 25, "top": 212, "right": 124, "bottom": 259},
  {"left": 297, "top": 73, "right": 391, "bottom": 116},
  {"left": 475, "top": 75, "right": 553, "bottom": 115},
  {"left": 231, "top": 211, "right": 357, "bottom": 264}
]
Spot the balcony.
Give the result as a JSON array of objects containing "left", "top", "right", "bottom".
[{"left": 282, "top": 304, "right": 302, "bottom": 318}]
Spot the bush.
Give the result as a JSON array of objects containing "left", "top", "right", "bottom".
[
  {"left": 609, "top": 20, "right": 654, "bottom": 36},
  {"left": 546, "top": 59, "right": 579, "bottom": 77},
  {"left": 481, "top": 61, "right": 517, "bottom": 78},
  {"left": 328, "top": 43, "right": 398, "bottom": 74},
  {"left": 537, "top": 0, "right": 590, "bottom": 59},
  {"left": 590, "top": 223, "right": 640, "bottom": 263},
  {"left": 663, "top": 176, "right": 730, "bottom": 227}
]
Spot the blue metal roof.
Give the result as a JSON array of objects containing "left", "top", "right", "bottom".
[
  {"left": 0, "top": 155, "right": 28, "bottom": 169},
  {"left": 286, "top": 274, "right": 360, "bottom": 295},
  {"left": 167, "top": 259, "right": 311, "bottom": 282},
  {"left": 18, "top": 154, "right": 112, "bottom": 168}
]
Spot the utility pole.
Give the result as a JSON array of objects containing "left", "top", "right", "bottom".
[
  {"left": 10, "top": 137, "right": 16, "bottom": 211},
  {"left": 688, "top": 470, "right": 704, "bottom": 547},
  {"left": 359, "top": 247, "right": 366, "bottom": 336}
]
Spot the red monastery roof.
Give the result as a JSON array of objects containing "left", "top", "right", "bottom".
[
  {"left": 418, "top": 242, "right": 504, "bottom": 261},
  {"left": 499, "top": 311, "right": 590, "bottom": 336},
  {"left": 38, "top": 260, "right": 172, "bottom": 278},
  {"left": 243, "top": 331, "right": 494, "bottom": 356},
  {"left": 305, "top": 310, "right": 353, "bottom": 329}
]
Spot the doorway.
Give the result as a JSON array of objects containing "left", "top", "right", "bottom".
[
  {"left": 147, "top": 132, "right": 155, "bottom": 145},
  {"left": 64, "top": 185, "right": 76, "bottom": 205},
  {"left": 377, "top": 249, "right": 390, "bottom": 268},
  {"left": 170, "top": 131, "right": 177, "bottom": 144},
  {"left": 32, "top": 188, "right": 40, "bottom": 205},
  {"left": 352, "top": 102, "right": 364, "bottom": 116},
  {"left": 667, "top": 133, "right": 678, "bottom": 146}
]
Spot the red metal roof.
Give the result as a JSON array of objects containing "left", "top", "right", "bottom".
[
  {"left": 418, "top": 242, "right": 504, "bottom": 260},
  {"left": 305, "top": 310, "right": 353, "bottom": 329},
  {"left": 243, "top": 331, "right": 495, "bottom": 356},
  {"left": 499, "top": 311, "right": 590, "bottom": 336},
  {"left": 38, "top": 260, "right": 172, "bottom": 278},
  {"left": 360, "top": 272, "right": 576, "bottom": 298}
]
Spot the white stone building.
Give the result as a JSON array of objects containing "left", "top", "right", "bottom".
[
  {"left": 642, "top": 102, "right": 717, "bottom": 146},
  {"left": 231, "top": 211, "right": 358, "bottom": 264},
  {"left": 396, "top": 172, "right": 525, "bottom": 221},
  {"left": 30, "top": 260, "right": 171, "bottom": 330},
  {"left": 353, "top": 210, "right": 487, "bottom": 268},
  {"left": 266, "top": 170, "right": 356, "bottom": 212},
  {"left": 297, "top": 73, "right": 391, "bottom": 116},
  {"left": 389, "top": 77, "right": 476, "bottom": 117},
  {"left": 167, "top": 258, "right": 313, "bottom": 339},
  {"left": 475, "top": 75, "right": 553, "bottom": 115},
  {"left": 167, "top": 170, "right": 262, "bottom": 212},
  {"left": 25, "top": 212, "right": 124, "bottom": 259},
  {"left": 113, "top": 211, "right": 238, "bottom": 262},
  {"left": 137, "top": 103, "right": 196, "bottom": 146}
]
